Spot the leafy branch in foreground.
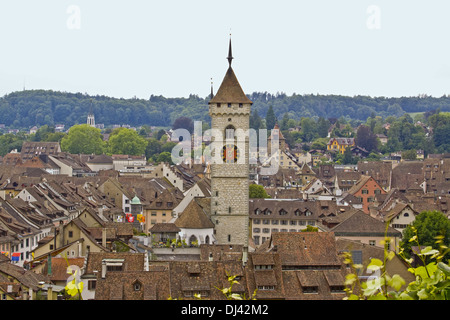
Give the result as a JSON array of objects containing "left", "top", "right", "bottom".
[
  {"left": 342, "top": 226, "right": 450, "bottom": 300},
  {"left": 216, "top": 273, "right": 257, "bottom": 301}
]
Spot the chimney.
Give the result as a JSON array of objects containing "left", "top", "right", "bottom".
[
  {"left": 101, "top": 260, "right": 106, "bottom": 279},
  {"left": 102, "top": 228, "right": 107, "bottom": 248},
  {"left": 47, "top": 285, "right": 53, "bottom": 301},
  {"left": 242, "top": 247, "right": 248, "bottom": 266}
]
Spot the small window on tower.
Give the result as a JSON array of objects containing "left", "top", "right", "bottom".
[
  {"left": 217, "top": 103, "right": 221, "bottom": 107},
  {"left": 228, "top": 235, "right": 231, "bottom": 242},
  {"left": 239, "top": 103, "right": 243, "bottom": 108},
  {"left": 228, "top": 103, "right": 232, "bottom": 108}
]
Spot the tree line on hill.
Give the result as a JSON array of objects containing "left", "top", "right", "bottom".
[
  {"left": 1, "top": 90, "right": 450, "bottom": 129},
  {"left": 0, "top": 90, "right": 450, "bottom": 162}
]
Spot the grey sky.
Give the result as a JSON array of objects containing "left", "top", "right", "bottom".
[{"left": 1, "top": 0, "right": 449, "bottom": 99}]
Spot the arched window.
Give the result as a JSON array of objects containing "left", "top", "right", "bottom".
[
  {"left": 133, "top": 280, "right": 142, "bottom": 291},
  {"left": 189, "top": 235, "right": 197, "bottom": 246},
  {"left": 225, "top": 125, "right": 235, "bottom": 140}
]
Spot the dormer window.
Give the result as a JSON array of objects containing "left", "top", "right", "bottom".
[
  {"left": 255, "top": 265, "right": 273, "bottom": 270},
  {"left": 133, "top": 280, "right": 142, "bottom": 291},
  {"left": 303, "top": 285, "right": 319, "bottom": 294}
]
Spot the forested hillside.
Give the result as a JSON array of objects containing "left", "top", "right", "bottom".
[{"left": 1, "top": 90, "right": 450, "bottom": 129}]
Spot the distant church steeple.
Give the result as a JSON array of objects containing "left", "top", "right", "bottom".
[{"left": 87, "top": 99, "right": 95, "bottom": 127}]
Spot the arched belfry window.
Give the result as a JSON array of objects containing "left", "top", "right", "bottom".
[
  {"left": 225, "top": 125, "right": 236, "bottom": 141},
  {"left": 133, "top": 280, "right": 142, "bottom": 291}
]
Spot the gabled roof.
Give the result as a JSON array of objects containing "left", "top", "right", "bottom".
[
  {"left": 327, "top": 137, "right": 355, "bottom": 146},
  {"left": 84, "top": 252, "right": 147, "bottom": 275},
  {"left": 267, "top": 232, "right": 342, "bottom": 267},
  {"left": 149, "top": 223, "right": 181, "bottom": 233},
  {"left": 175, "top": 197, "right": 214, "bottom": 229},
  {"left": 383, "top": 202, "right": 417, "bottom": 221},
  {"left": 347, "top": 175, "right": 384, "bottom": 195},
  {"left": 86, "top": 154, "right": 113, "bottom": 164},
  {"left": 330, "top": 209, "right": 401, "bottom": 237}
]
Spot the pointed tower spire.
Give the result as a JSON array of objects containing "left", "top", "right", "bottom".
[
  {"left": 209, "top": 36, "right": 252, "bottom": 105},
  {"left": 210, "top": 78, "right": 214, "bottom": 99},
  {"left": 227, "top": 34, "right": 233, "bottom": 67}
]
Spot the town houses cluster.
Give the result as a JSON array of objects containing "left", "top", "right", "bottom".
[{"left": 0, "top": 42, "right": 449, "bottom": 301}]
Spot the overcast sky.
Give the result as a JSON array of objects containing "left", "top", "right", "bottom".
[{"left": 1, "top": 0, "right": 449, "bottom": 99}]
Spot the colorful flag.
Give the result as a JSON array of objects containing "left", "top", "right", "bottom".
[{"left": 11, "top": 253, "right": 20, "bottom": 262}]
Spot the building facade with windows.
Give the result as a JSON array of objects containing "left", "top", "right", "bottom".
[{"left": 208, "top": 39, "right": 251, "bottom": 262}]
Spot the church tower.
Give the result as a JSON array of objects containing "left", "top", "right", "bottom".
[
  {"left": 87, "top": 99, "right": 95, "bottom": 127},
  {"left": 208, "top": 38, "right": 252, "bottom": 263}
]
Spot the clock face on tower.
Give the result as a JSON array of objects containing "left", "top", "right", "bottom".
[{"left": 222, "top": 144, "right": 239, "bottom": 163}]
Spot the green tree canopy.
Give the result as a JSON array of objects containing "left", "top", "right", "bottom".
[
  {"left": 249, "top": 184, "right": 270, "bottom": 199},
  {"left": 265, "top": 105, "right": 276, "bottom": 131},
  {"left": 155, "top": 151, "right": 173, "bottom": 165},
  {"left": 61, "top": 124, "right": 105, "bottom": 155},
  {"left": 108, "top": 127, "right": 148, "bottom": 156},
  {"left": 401, "top": 149, "right": 417, "bottom": 160},
  {"left": 250, "top": 109, "right": 263, "bottom": 131},
  {"left": 401, "top": 210, "right": 450, "bottom": 259},
  {"left": 355, "top": 125, "right": 378, "bottom": 152}
]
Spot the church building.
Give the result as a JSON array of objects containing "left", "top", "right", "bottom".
[{"left": 208, "top": 38, "right": 252, "bottom": 263}]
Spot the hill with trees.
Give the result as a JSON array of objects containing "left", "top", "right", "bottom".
[
  {"left": 1, "top": 89, "right": 450, "bottom": 161},
  {"left": 1, "top": 90, "right": 450, "bottom": 129}
]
